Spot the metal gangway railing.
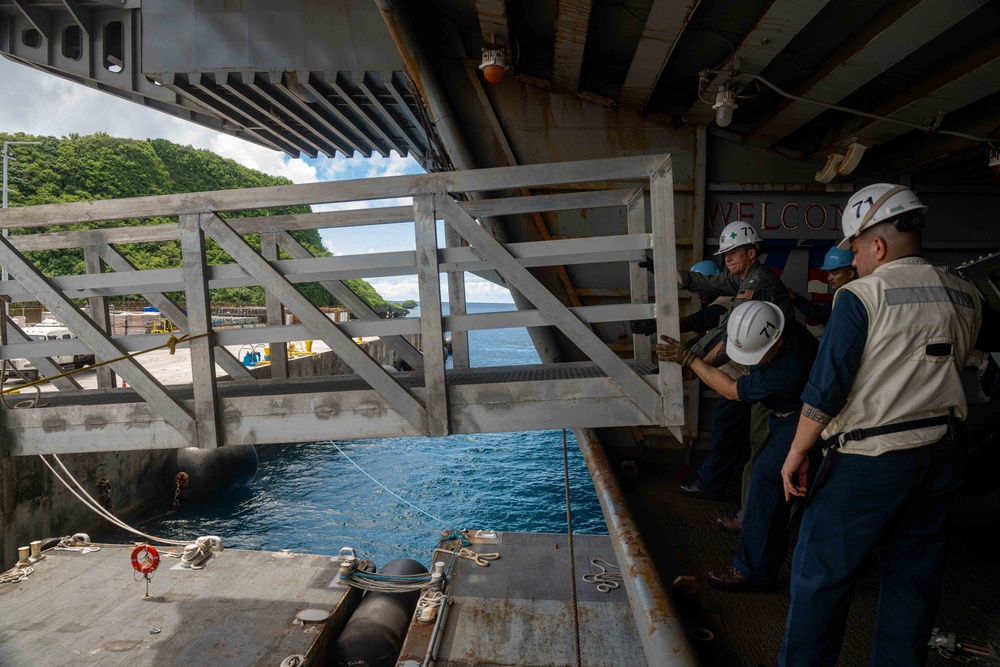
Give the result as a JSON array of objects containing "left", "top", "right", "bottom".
[{"left": 0, "top": 155, "right": 684, "bottom": 457}]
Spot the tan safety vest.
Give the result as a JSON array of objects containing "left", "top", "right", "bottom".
[{"left": 822, "top": 257, "right": 981, "bottom": 455}]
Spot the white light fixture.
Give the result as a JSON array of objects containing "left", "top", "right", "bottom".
[
  {"left": 712, "top": 87, "right": 738, "bottom": 128},
  {"left": 837, "top": 141, "right": 867, "bottom": 176},
  {"left": 480, "top": 45, "right": 508, "bottom": 84}
]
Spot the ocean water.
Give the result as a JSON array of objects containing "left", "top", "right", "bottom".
[{"left": 112, "top": 303, "right": 607, "bottom": 568}]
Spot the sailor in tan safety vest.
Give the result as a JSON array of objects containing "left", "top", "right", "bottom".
[{"left": 777, "top": 184, "right": 981, "bottom": 667}]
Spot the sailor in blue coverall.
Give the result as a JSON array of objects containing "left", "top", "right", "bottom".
[
  {"left": 658, "top": 300, "right": 817, "bottom": 591},
  {"left": 779, "top": 184, "right": 981, "bottom": 666}
]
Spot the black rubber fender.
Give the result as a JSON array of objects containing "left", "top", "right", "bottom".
[
  {"left": 162, "top": 445, "right": 258, "bottom": 503},
  {"left": 329, "top": 558, "right": 427, "bottom": 667}
]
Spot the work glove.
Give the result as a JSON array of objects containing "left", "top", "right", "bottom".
[
  {"left": 656, "top": 335, "right": 698, "bottom": 367},
  {"left": 629, "top": 319, "right": 656, "bottom": 335}
]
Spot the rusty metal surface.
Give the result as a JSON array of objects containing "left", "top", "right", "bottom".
[
  {"left": 0, "top": 545, "right": 357, "bottom": 666},
  {"left": 575, "top": 427, "right": 699, "bottom": 666},
  {"left": 398, "top": 532, "right": 647, "bottom": 666}
]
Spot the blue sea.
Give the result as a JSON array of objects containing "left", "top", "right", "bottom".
[{"left": 115, "top": 302, "right": 606, "bottom": 568}]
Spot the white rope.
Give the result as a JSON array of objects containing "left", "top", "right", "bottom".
[
  {"left": 327, "top": 441, "right": 452, "bottom": 526},
  {"left": 39, "top": 454, "right": 193, "bottom": 547},
  {"left": 432, "top": 546, "right": 500, "bottom": 567},
  {"left": 416, "top": 591, "right": 446, "bottom": 622},
  {"left": 53, "top": 533, "right": 101, "bottom": 554},
  {"left": 339, "top": 571, "right": 434, "bottom": 594},
  {"left": 0, "top": 565, "right": 34, "bottom": 585},
  {"left": 582, "top": 558, "right": 623, "bottom": 593}
]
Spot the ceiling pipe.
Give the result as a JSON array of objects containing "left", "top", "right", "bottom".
[
  {"left": 374, "top": 0, "right": 564, "bottom": 361},
  {"left": 701, "top": 69, "right": 995, "bottom": 144}
]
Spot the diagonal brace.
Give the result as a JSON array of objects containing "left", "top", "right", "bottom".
[
  {"left": 98, "top": 245, "right": 254, "bottom": 381},
  {"left": 201, "top": 214, "right": 427, "bottom": 433},
  {"left": 276, "top": 231, "right": 424, "bottom": 370},
  {"left": 436, "top": 195, "right": 661, "bottom": 422},
  {"left": 0, "top": 236, "right": 195, "bottom": 438}
]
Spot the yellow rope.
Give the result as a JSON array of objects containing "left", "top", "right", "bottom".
[{"left": 1, "top": 331, "right": 212, "bottom": 395}]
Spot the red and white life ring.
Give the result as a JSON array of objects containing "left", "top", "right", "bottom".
[{"left": 130, "top": 544, "right": 160, "bottom": 574}]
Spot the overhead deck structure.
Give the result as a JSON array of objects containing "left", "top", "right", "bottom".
[
  {"left": 3, "top": 3, "right": 1000, "bottom": 666},
  {"left": 0, "top": 155, "right": 685, "bottom": 457}
]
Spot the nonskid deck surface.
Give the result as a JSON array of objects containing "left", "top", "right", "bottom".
[
  {"left": 629, "top": 464, "right": 1000, "bottom": 667},
  {"left": 26, "top": 361, "right": 658, "bottom": 408},
  {"left": 0, "top": 545, "right": 354, "bottom": 666},
  {"left": 0, "top": 534, "right": 645, "bottom": 667}
]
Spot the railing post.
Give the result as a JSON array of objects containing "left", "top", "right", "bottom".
[
  {"left": 84, "top": 244, "right": 116, "bottom": 388},
  {"left": 180, "top": 213, "right": 221, "bottom": 449},
  {"left": 650, "top": 157, "right": 684, "bottom": 436},
  {"left": 627, "top": 189, "right": 652, "bottom": 362},
  {"left": 444, "top": 223, "right": 470, "bottom": 369},
  {"left": 414, "top": 194, "right": 449, "bottom": 436},
  {"left": 261, "top": 232, "right": 289, "bottom": 378}
]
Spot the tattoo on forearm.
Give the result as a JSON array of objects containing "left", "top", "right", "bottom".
[{"left": 801, "top": 403, "right": 832, "bottom": 424}]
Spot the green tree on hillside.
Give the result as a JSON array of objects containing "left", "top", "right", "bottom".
[{"left": 0, "top": 132, "right": 393, "bottom": 313}]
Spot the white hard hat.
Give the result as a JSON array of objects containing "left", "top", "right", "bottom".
[
  {"left": 715, "top": 221, "right": 762, "bottom": 255},
  {"left": 839, "top": 183, "right": 927, "bottom": 250},
  {"left": 725, "top": 301, "right": 784, "bottom": 366}
]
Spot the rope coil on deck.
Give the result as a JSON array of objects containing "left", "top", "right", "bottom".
[
  {"left": 0, "top": 566, "right": 34, "bottom": 585},
  {"left": 582, "top": 558, "right": 623, "bottom": 592}
]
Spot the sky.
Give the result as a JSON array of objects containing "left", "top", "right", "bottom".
[{"left": 0, "top": 57, "right": 513, "bottom": 303}]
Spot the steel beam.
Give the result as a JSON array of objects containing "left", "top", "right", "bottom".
[
  {"left": 618, "top": 0, "right": 703, "bottom": 114},
  {"left": 437, "top": 196, "right": 661, "bottom": 423},
  {"left": 60, "top": 0, "right": 92, "bottom": 36},
  {"left": 245, "top": 72, "right": 343, "bottom": 157},
  {"left": 749, "top": 0, "right": 988, "bottom": 149},
  {"left": 201, "top": 213, "right": 428, "bottom": 434},
  {"left": 627, "top": 190, "right": 651, "bottom": 362},
  {"left": 276, "top": 231, "right": 424, "bottom": 371},
  {"left": 444, "top": 222, "right": 470, "bottom": 369},
  {"left": 4, "top": 371, "right": 661, "bottom": 456},
  {"left": 270, "top": 75, "right": 363, "bottom": 158},
  {"left": 294, "top": 72, "right": 372, "bottom": 158},
  {"left": 356, "top": 73, "right": 424, "bottom": 156},
  {"left": 217, "top": 72, "right": 322, "bottom": 158},
  {"left": 649, "top": 158, "right": 684, "bottom": 435},
  {"left": 260, "top": 232, "right": 290, "bottom": 380},
  {"left": 0, "top": 235, "right": 195, "bottom": 439},
  {"left": 0, "top": 154, "right": 671, "bottom": 228},
  {"left": 414, "top": 196, "right": 449, "bottom": 435},
  {"left": 97, "top": 245, "right": 254, "bottom": 382},
  {"left": 0, "top": 234, "right": 651, "bottom": 302},
  {"left": 180, "top": 214, "right": 221, "bottom": 449},
  {"left": 11, "top": 0, "right": 51, "bottom": 40},
  {"left": 682, "top": 0, "right": 831, "bottom": 126},
  {"left": 4, "top": 189, "right": 636, "bottom": 248},
  {"left": 322, "top": 73, "right": 406, "bottom": 157},
  {"left": 83, "top": 245, "right": 115, "bottom": 389},
  {"left": 552, "top": 0, "right": 593, "bottom": 93}
]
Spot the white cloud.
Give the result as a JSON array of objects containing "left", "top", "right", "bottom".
[
  {"left": 367, "top": 273, "right": 513, "bottom": 303},
  {"left": 0, "top": 58, "right": 511, "bottom": 307}
]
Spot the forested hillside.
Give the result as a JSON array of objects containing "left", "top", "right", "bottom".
[{"left": 0, "top": 132, "right": 392, "bottom": 312}]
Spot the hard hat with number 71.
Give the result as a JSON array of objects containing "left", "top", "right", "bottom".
[
  {"left": 715, "top": 221, "right": 762, "bottom": 255},
  {"left": 840, "top": 184, "right": 927, "bottom": 250},
  {"left": 726, "top": 301, "right": 784, "bottom": 365}
]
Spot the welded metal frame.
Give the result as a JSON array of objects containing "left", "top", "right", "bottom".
[{"left": 0, "top": 154, "right": 684, "bottom": 455}]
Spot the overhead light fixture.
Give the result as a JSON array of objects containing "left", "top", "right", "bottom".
[
  {"left": 837, "top": 141, "right": 867, "bottom": 176},
  {"left": 712, "top": 86, "right": 738, "bottom": 128},
  {"left": 990, "top": 144, "right": 1000, "bottom": 180},
  {"left": 480, "top": 45, "right": 508, "bottom": 84},
  {"left": 815, "top": 153, "right": 845, "bottom": 183}
]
